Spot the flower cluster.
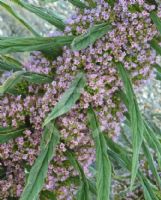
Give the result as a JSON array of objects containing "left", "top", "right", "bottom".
[{"left": 0, "top": 0, "right": 159, "bottom": 199}]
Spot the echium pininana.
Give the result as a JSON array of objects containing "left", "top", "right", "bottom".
[{"left": 0, "top": 0, "right": 159, "bottom": 199}]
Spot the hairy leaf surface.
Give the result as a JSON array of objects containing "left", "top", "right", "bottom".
[
  {"left": 0, "top": 55, "right": 22, "bottom": 71},
  {"left": 116, "top": 62, "right": 144, "bottom": 189},
  {"left": 72, "top": 22, "right": 112, "bottom": 51},
  {"left": 68, "top": 0, "right": 89, "bottom": 9},
  {"left": 0, "top": 126, "right": 26, "bottom": 144},
  {"left": 43, "top": 72, "right": 86, "bottom": 126},
  {"left": 0, "top": 0, "right": 39, "bottom": 36},
  {"left": 150, "top": 11, "right": 161, "bottom": 34},
  {"left": 0, "top": 71, "right": 52, "bottom": 95},
  {"left": 88, "top": 106, "right": 111, "bottom": 200},
  {"left": 0, "top": 35, "right": 75, "bottom": 54},
  {"left": 66, "top": 150, "right": 90, "bottom": 200},
  {"left": 20, "top": 123, "right": 60, "bottom": 200},
  {"left": 12, "top": 0, "right": 66, "bottom": 31}
]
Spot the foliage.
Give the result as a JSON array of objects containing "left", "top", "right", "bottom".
[{"left": 0, "top": 0, "right": 161, "bottom": 199}]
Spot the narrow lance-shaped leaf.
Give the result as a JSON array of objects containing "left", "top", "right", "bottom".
[
  {"left": 0, "top": 55, "right": 22, "bottom": 71},
  {"left": 150, "top": 11, "right": 161, "bottom": 35},
  {"left": 153, "top": 64, "right": 161, "bottom": 81},
  {"left": 68, "top": 0, "right": 89, "bottom": 9},
  {"left": 66, "top": 150, "right": 90, "bottom": 200},
  {"left": 116, "top": 62, "right": 144, "bottom": 189},
  {"left": 0, "top": 71, "right": 25, "bottom": 96},
  {"left": 105, "top": 0, "right": 116, "bottom": 7},
  {"left": 12, "top": 0, "right": 66, "bottom": 31},
  {"left": 140, "top": 174, "right": 159, "bottom": 200},
  {"left": 72, "top": 22, "right": 112, "bottom": 51},
  {"left": 0, "top": 0, "right": 39, "bottom": 36},
  {"left": 123, "top": 116, "right": 161, "bottom": 189},
  {"left": 150, "top": 38, "right": 161, "bottom": 55},
  {"left": 145, "top": 0, "right": 158, "bottom": 6},
  {"left": 85, "top": 0, "right": 96, "bottom": 7},
  {"left": 105, "top": 136, "right": 158, "bottom": 200},
  {"left": 142, "top": 141, "right": 161, "bottom": 189},
  {"left": 0, "top": 71, "right": 52, "bottom": 96},
  {"left": 40, "top": 190, "right": 57, "bottom": 200},
  {"left": 119, "top": 88, "right": 161, "bottom": 173},
  {"left": 20, "top": 123, "right": 60, "bottom": 200},
  {"left": 88, "top": 106, "right": 111, "bottom": 200},
  {"left": 0, "top": 126, "right": 26, "bottom": 144},
  {"left": 0, "top": 35, "right": 75, "bottom": 55},
  {"left": 143, "top": 120, "right": 161, "bottom": 169},
  {"left": 43, "top": 72, "right": 86, "bottom": 126},
  {"left": 22, "top": 72, "right": 53, "bottom": 84}
]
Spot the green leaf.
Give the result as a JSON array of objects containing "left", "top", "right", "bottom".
[
  {"left": 150, "top": 11, "right": 161, "bottom": 35},
  {"left": 0, "top": 0, "right": 39, "bottom": 36},
  {"left": 120, "top": 90, "right": 161, "bottom": 173},
  {"left": 87, "top": 179, "right": 97, "bottom": 196},
  {"left": 0, "top": 126, "right": 26, "bottom": 144},
  {"left": 12, "top": 0, "right": 66, "bottom": 31},
  {"left": 143, "top": 120, "right": 161, "bottom": 169},
  {"left": 153, "top": 64, "right": 161, "bottom": 81},
  {"left": 105, "top": 0, "right": 116, "bottom": 6},
  {"left": 153, "top": 63, "right": 161, "bottom": 74},
  {"left": 0, "top": 55, "right": 22, "bottom": 71},
  {"left": 85, "top": 0, "right": 96, "bottom": 7},
  {"left": 150, "top": 38, "right": 161, "bottom": 55},
  {"left": 72, "top": 22, "right": 112, "bottom": 51},
  {"left": 0, "top": 71, "right": 26, "bottom": 95},
  {"left": 87, "top": 106, "right": 111, "bottom": 200},
  {"left": 105, "top": 137, "right": 159, "bottom": 200},
  {"left": 68, "top": 0, "right": 89, "bottom": 9},
  {"left": 43, "top": 72, "right": 86, "bottom": 126},
  {"left": 0, "top": 35, "right": 75, "bottom": 55},
  {"left": 20, "top": 123, "right": 60, "bottom": 200},
  {"left": 0, "top": 71, "right": 52, "bottom": 95},
  {"left": 40, "top": 190, "right": 57, "bottom": 200},
  {"left": 140, "top": 174, "right": 159, "bottom": 200},
  {"left": 105, "top": 135, "right": 131, "bottom": 170},
  {"left": 116, "top": 62, "right": 144, "bottom": 189},
  {"left": 145, "top": 0, "right": 158, "bottom": 6},
  {"left": 22, "top": 72, "right": 52, "bottom": 84},
  {"left": 66, "top": 150, "right": 90, "bottom": 200},
  {"left": 142, "top": 141, "right": 161, "bottom": 188}
]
